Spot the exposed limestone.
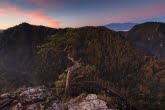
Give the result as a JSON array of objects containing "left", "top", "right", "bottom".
[
  {"left": 0, "top": 86, "right": 133, "bottom": 110},
  {"left": 0, "top": 86, "right": 50, "bottom": 110},
  {"left": 26, "top": 103, "right": 43, "bottom": 110},
  {"left": 46, "top": 101, "right": 66, "bottom": 110},
  {"left": 67, "top": 94, "right": 112, "bottom": 110},
  {"left": 19, "top": 86, "right": 50, "bottom": 104},
  {"left": 11, "top": 103, "right": 22, "bottom": 110}
]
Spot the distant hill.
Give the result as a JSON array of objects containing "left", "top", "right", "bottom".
[
  {"left": 105, "top": 23, "right": 137, "bottom": 31},
  {"left": 0, "top": 30, "right": 3, "bottom": 33},
  {"left": 125, "top": 22, "right": 165, "bottom": 56},
  {"left": 0, "top": 23, "right": 59, "bottom": 88},
  {"left": 0, "top": 22, "right": 57, "bottom": 70}
]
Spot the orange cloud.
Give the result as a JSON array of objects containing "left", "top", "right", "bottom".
[
  {"left": 0, "top": 12, "right": 5, "bottom": 17},
  {"left": 0, "top": 3, "right": 59, "bottom": 28},
  {"left": 26, "top": 11, "right": 59, "bottom": 28},
  {"left": 0, "top": 6, "right": 5, "bottom": 17}
]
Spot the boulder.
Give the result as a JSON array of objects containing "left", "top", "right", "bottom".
[
  {"left": 11, "top": 103, "right": 22, "bottom": 110},
  {"left": 68, "top": 94, "right": 112, "bottom": 110},
  {"left": 19, "top": 86, "right": 50, "bottom": 104},
  {"left": 0, "top": 93, "right": 16, "bottom": 99},
  {"left": 0, "top": 98, "right": 14, "bottom": 109},
  {"left": 46, "top": 101, "right": 67, "bottom": 110},
  {"left": 26, "top": 103, "right": 43, "bottom": 110},
  {"left": 0, "top": 86, "right": 122, "bottom": 110}
]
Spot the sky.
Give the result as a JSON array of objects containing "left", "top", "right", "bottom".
[{"left": 0, "top": 0, "right": 165, "bottom": 29}]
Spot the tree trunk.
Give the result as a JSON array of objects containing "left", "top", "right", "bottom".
[{"left": 65, "top": 53, "right": 81, "bottom": 96}]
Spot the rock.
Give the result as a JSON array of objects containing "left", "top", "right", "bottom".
[
  {"left": 15, "top": 88, "right": 28, "bottom": 94},
  {"left": 12, "top": 100, "right": 19, "bottom": 105},
  {"left": 46, "top": 101, "right": 67, "bottom": 110},
  {"left": 26, "top": 103, "right": 43, "bottom": 110},
  {"left": 85, "top": 94, "right": 97, "bottom": 100},
  {"left": 0, "top": 86, "right": 126, "bottom": 110},
  {"left": 11, "top": 103, "right": 22, "bottom": 110},
  {"left": 0, "top": 93, "right": 11, "bottom": 99},
  {"left": 0, "top": 86, "right": 52, "bottom": 110},
  {"left": 0, "top": 93, "right": 17, "bottom": 109},
  {"left": 0, "top": 98, "right": 14, "bottom": 109},
  {"left": 68, "top": 94, "right": 111, "bottom": 110},
  {"left": 0, "top": 93, "right": 16, "bottom": 99},
  {"left": 46, "top": 94, "right": 112, "bottom": 110},
  {"left": 19, "top": 86, "right": 50, "bottom": 103}
]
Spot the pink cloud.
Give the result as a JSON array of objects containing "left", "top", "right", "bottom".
[
  {"left": 124, "top": 5, "right": 165, "bottom": 21},
  {"left": 105, "top": 4, "right": 165, "bottom": 24},
  {"left": 0, "top": 12, "right": 5, "bottom": 17},
  {"left": 26, "top": 11, "right": 59, "bottom": 28},
  {"left": 0, "top": 3, "right": 59, "bottom": 28}
]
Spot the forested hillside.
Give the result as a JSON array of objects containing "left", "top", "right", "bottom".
[{"left": 0, "top": 23, "right": 164, "bottom": 110}]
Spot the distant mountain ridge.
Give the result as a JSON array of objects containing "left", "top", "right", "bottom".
[
  {"left": 0, "top": 30, "right": 3, "bottom": 33},
  {"left": 124, "top": 22, "right": 165, "bottom": 56},
  {"left": 0, "top": 23, "right": 59, "bottom": 88},
  {"left": 105, "top": 23, "right": 137, "bottom": 31}
]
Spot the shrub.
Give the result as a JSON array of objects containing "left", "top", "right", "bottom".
[{"left": 55, "top": 72, "right": 67, "bottom": 96}]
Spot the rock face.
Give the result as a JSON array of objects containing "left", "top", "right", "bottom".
[
  {"left": 125, "top": 22, "right": 165, "bottom": 56},
  {"left": 0, "top": 86, "right": 118, "bottom": 110},
  {"left": 0, "top": 86, "right": 50, "bottom": 110},
  {"left": 19, "top": 86, "right": 50, "bottom": 104},
  {"left": 47, "top": 94, "right": 114, "bottom": 110},
  {"left": 67, "top": 94, "right": 111, "bottom": 110}
]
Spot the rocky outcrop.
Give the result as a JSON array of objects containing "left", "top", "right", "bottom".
[
  {"left": 0, "top": 86, "right": 119, "bottom": 110},
  {"left": 0, "top": 86, "right": 50, "bottom": 110},
  {"left": 46, "top": 94, "right": 114, "bottom": 110},
  {"left": 67, "top": 94, "right": 111, "bottom": 110},
  {"left": 125, "top": 22, "right": 165, "bottom": 56}
]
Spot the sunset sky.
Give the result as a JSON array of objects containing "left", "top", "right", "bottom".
[{"left": 0, "top": 0, "right": 165, "bottom": 29}]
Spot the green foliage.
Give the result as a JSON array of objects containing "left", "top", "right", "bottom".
[
  {"left": 37, "top": 30, "right": 77, "bottom": 57},
  {"left": 1, "top": 23, "right": 165, "bottom": 110},
  {"left": 36, "top": 27, "right": 146, "bottom": 108},
  {"left": 72, "top": 64, "right": 97, "bottom": 81},
  {"left": 36, "top": 26, "right": 144, "bottom": 87},
  {"left": 55, "top": 72, "right": 67, "bottom": 96},
  {"left": 54, "top": 64, "right": 101, "bottom": 96}
]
